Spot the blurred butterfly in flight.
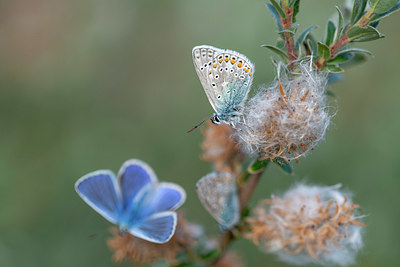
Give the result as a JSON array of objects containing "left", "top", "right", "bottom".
[
  {"left": 75, "top": 159, "right": 186, "bottom": 243},
  {"left": 188, "top": 45, "right": 255, "bottom": 132},
  {"left": 196, "top": 172, "right": 240, "bottom": 230}
]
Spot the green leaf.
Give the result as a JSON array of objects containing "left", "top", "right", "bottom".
[
  {"left": 248, "top": 159, "right": 270, "bottom": 174},
  {"left": 351, "top": 0, "right": 368, "bottom": 24},
  {"left": 336, "top": 47, "right": 372, "bottom": 56},
  {"left": 318, "top": 42, "right": 331, "bottom": 61},
  {"left": 370, "top": 2, "right": 400, "bottom": 22},
  {"left": 306, "top": 35, "right": 318, "bottom": 56},
  {"left": 335, "top": 7, "right": 344, "bottom": 42},
  {"left": 262, "top": 45, "right": 289, "bottom": 60},
  {"left": 347, "top": 25, "right": 385, "bottom": 42},
  {"left": 289, "top": 0, "right": 298, "bottom": 7},
  {"left": 324, "top": 65, "right": 344, "bottom": 73},
  {"left": 325, "top": 21, "right": 336, "bottom": 46},
  {"left": 295, "top": 25, "right": 318, "bottom": 50},
  {"left": 265, "top": 3, "right": 283, "bottom": 31},
  {"left": 270, "top": 0, "right": 286, "bottom": 18},
  {"left": 369, "top": 0, "right": 398, "bottom": 13},
  {"left": 276, "top": 38, "right": 285, "bottom": 50},
  {"left": 327, "top": 53, "right": 353, "bottom": 64},
  {"left": 292, "top": 0, "right": 300, "bottom": 23},
  {"left": 273, "top": 158, "right": 293, "bottom": 175}
]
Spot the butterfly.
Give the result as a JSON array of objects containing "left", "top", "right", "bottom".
[
  {"left": 75, "top": 159, "right": 186, "bottom": 244},
  {"left": 190, "top": 45, "right": 255, "bottom": 130},
  {"left": 196, "top": 172, "right": 240, "bottom": 230}
]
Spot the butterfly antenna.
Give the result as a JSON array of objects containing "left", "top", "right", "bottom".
[{"left": 186, "top": 117, "right": 210, "bottom": 133}]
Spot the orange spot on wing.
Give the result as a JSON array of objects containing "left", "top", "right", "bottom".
[
  {"left": 224, "top": 58, "right": 229, "bottom": 62},
  {"left": 231, "top": 59, "right": 236, "bottom": 64},
  {"left": 218, "top": 58, "right": 223, "bottom": 63},
  {"left": 238, "top": 62, "right": 243, "bottom": 68},
  {"left": 213, "top": 63, "right": 217, "bottom": 68}
]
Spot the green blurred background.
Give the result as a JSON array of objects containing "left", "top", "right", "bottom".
[{"left": 0, "top": 0, "right": 399, "bottom": 266}]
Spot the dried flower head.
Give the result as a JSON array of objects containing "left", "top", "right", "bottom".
[
  {"left": 202, "top": 121, "right": 243, "bottom": 173},
  {"left": 235, "top": 60, "right": 331, "bottom": 161},
  {"left": 246, "top": 184, "right": 365, "bottom": 266},
  {"left": 107, "top": 213, "right": 202, "bottom": 265},
  {"left": 212, "top": 251, "right": 245, "bottom": 267}
]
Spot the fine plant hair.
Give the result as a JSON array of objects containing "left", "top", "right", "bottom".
[
  {"left": 75, "top": 0, "right": 400, "bottom": 266},
  {"left": 235, "top": 60, "right": 331, "bottom": 161}
]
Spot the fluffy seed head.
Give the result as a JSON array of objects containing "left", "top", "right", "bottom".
[
  {"left": 107, "top": 213, "right": 201, "bottom": 265},
  {"left": 245, "top": 183, "right": 365, "bottom": 266},
  {"left": 235, "top": 60, "right": 331, "bottom": 161}
]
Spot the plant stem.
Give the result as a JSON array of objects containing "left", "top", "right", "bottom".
[
  {"left": 281, "top": 6, "right": 297, "bottom": 69},
  {"left": 215, "top": 168, "right": 265, "bottom": 262}
]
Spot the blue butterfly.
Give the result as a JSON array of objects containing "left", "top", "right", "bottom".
[
  {"left": 75, "top": 159, "right": 186, "bottom": 243},
  {"left": 196, "top": 172, "right": 239, "bottom": 230},
  {"left": 191, "top": 45, "right": 255, "bottom": 129}
]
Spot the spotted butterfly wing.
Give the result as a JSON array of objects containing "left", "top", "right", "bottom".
[
  {"left": 196, "top": 172, "right": 240, "bottom": 230},
  {"left": 192, "top": 45, "right": 255, "bottom": 123}
]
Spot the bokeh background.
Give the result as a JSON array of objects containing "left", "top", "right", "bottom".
[{"left": 0, "top": 0, "right": 399, "bottom": 266}]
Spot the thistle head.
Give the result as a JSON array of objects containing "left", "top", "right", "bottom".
[
  {"left": 245, "top": 183, "right": 365, "bottom": 266},
  {"left": 235, "top": 60, "right": 331, "bottom": 161}
]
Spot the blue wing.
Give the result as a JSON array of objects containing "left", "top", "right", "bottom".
[
  {"left": 75, "top": 170, "right": 122, "bottom": 224},
  {"left": 129, "top": 211, "right": 177, "bottom": 244},
  {"left": 117, "top": 159, "right": 157, "bottom": 209},
  {"left": 141, "top": 183, "right": 186, "bottom": 216}
]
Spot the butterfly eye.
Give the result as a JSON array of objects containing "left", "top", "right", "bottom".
[{"left": 211, "top": 115, "right": 221, "bottom": 125}]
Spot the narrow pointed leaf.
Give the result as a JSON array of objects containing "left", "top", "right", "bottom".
[
  {"left": 265, "top": 3, "right": 283, "bottom": 31},
  {"left": 306, "top": 35, "right": 318, "bottom": 56},
  {"left": 273, "top": 158, "right": 293, "bottom": 175},
  {"left": 336, "top": 48, "right": 372, "bottom": 56},
  {"left": 248, "top": 159, "right": 270, "bottom": 174},
  {"left": 328, "top": 53, "right": 353, "bottom": 64},
  {"left": 270, "top": 0, "right": 286, "bottom": 18},
  {"left": 351, "top": 0, "right": 368, "bottom": 24},
  {"left": 335, "top": 7, "right": 344, "bottom": 42},
  {"left": 324, "top": 65, "right": 344, "bottom": 73},
  {"left": 325, "top": 21, "right": 336, "bottom": 46},
  {"left": 318, "top": 42, "right": 331, "bottom": 61},
  {"left": 295, "top": 25, "right": 318, "bottom": 50},
  {"left": 369, "top": 0, "right": 398, "bottom": 13},
  {"left": 276, "top": 38, "right": 285, "bottom": 50},
  {"left": 292, "top": 0, "right": 300, "bottom": 23},
  {"left": 370, "top": 2, "right": 400, "bottom": 22},
  {"left": 262, "top": 45, "right": 289, "bottom": 60},
  {"left": 347, "top": 25, "right": 384, "bottom": 42}
]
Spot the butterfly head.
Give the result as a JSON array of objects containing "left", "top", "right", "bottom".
[{"left": 211, "top": 114, "right": 222, "bottom": 125}]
